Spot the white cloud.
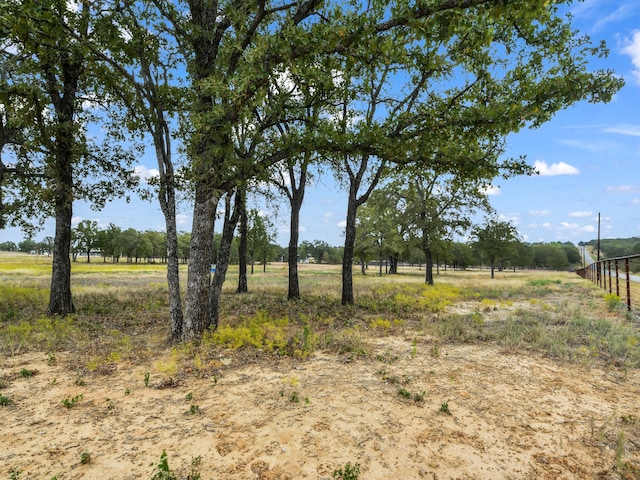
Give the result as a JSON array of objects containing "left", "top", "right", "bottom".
[
  {"left": 568, "top": 211, "right": 593, "bottom": 218},
  {"left": 603, "top": 123, "right": 640, "bottom": 136},
  {"left": 134, "top": 165, "right": 159, "bottom": 184},
  {"left": 66, "top": 0, "right": 81, "bottom": 12},
  {"left": 337, "top": 220, "right": 347, "bottom": 228},
  {"left": 607, "top": 185, "right": 634, "bottom": 193},
  {"left": 498, "top": 213, "right": 520, "bottom": 225},
  {"left": 119, "top": 26, "right": 133, "bottom": 43},
  {"left": 622, "top": 30, "right": 640, "bottom": 84},
  {"left": 481, "top": 185, "right": 500, "bottom": 196},
  {"left": 541, "top": 222, "right": 552, "bottom": 229},
  {"left": 176, "top": 214, "right": 190, "bottom": 226},
  {"left": 558, "top": 222, "right": 595, "bottom": 233},
  {"left": 529, "top": 209, "right": 551, "bottom": 217},
  {"left": 71, "top": 216, "right": 83, "bottom": 227},
  {"left": 533, "top": 160, "right": 579, "bottom": 176},
  {"left": 632, "top": 198, "right": 640, "bottom": 205},
  {"left": 323, "top": 212, "right": 333, "bottom": 221}
]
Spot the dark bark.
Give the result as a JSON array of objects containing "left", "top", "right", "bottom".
[
  {"left": 47, "top": 121, "right": 76, "bottom": 316},
  {"left": 423, "top": 245, "right": 434, "bottom": 286},
  {"left": 46, "top": 41, "right": 83, "bottom": 316},
  {"left": 47, "top": 188, "right": 75, "bottom": 316},
  {"left": 341, "top": 186, "right": 358, "bottom": 304},
  {"left": 151, "top": 92, "right": 184, "bottom": 343},
  {"left": 209, "top": 192, "right": 241, "bottom": 330},
  {"left": 164, "top": 192, "right": 183, "bottom": 341},
  {"left": 389, "top": 254, "right": 398, "bottom": 274},
  {"left": 182, "top": 183, "right": 218, "bottom": 342},
  {"left": 286, "top": 163, "right": 307, "bottom": 300},
  {"left": 341, "top": 154, "right": 386, "bottom": 304},
  {"left": 237, "top": 190, "right": 248, "bottom": 294},
  {"left": 287, "top": 204, "right": 302, "bottom": 300}
]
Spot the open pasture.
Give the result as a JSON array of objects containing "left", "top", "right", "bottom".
[{"left": 2, "top": 253, "right": 640, "bottom": 479}]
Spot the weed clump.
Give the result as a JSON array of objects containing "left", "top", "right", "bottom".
[
  {"left": 333, "top": 462, "right": 361, "bottom": 480},
  {"left": 205, "top": 310, "right": 289, "bottom": 353}
]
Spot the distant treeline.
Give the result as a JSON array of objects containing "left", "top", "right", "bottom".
[
  {"left": 581, "top": 237, "right": 640, "bottom": 259},
  {"left": 0, "top": 229, "right": 598, "bottom": 272},
  {"left": 581, "top": 237, "right": 640, "bottom": 271}
]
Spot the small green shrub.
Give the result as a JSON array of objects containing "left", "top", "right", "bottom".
[
  {"left": 189, "top": 456, "right": 202, "bottom": 480},
  {"left": 150, "top": 450, "right": 177, "bottom": 480},
  {"left": 204, "top": 310, "right": 289, "bottom": 353},
  {"left": 61, "top": 394, "right": 83, "bottom": 409},
  {"left": 398, "top": 388, "right": 411, "bottom": 399},
  {"left": 369, "top": 318, "right": 391, "bottom": 331},
  {"left": 0, "top": 394, "right": 13, "bottom": 406},
  {"left": 8, "top": 467, "right": 22, "bottom": 480},
  {"left": 604, "top": 293, "right": 622, "bottom": 311},
  {"left": 333, "top": 462, "right": 361, "bottom": 480}
]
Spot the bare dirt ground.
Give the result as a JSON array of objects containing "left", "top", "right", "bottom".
[{"left": 3, "top": 335, "right": 640, "bottom": 479}]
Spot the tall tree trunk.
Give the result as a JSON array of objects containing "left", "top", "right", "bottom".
[
  {"left": 162, "top": 180, "right": 182, "bottom": 341},
  {"left": 182, "top": 183, "right": 218, "bottom": 342},
  {"left": 288, "top": 200, "right": 302, "bottom": 300},
  {"left": 424, "top": 245, "right": 434, "bottom": 286},
  {"left": 340, "top": 154, "right": 385, "bottom": 303},
  {"left": 46, "top": 59, "right": 80, "bottom": 316},
  {"left": 287, "top": 167, "right": 306, "bottom": 300},
  {"left": 47, "top": 190, "right": 75, "bottom": 316},
  {"left": 341, "top": 187, "right": 358, "bottom": 305},
  {"left": 237, "top": 190, "right": 248, "bottom": 294},
  {"left": 209, "top": 192, "right": 241, "bottom": 330},
  {"left": 152, "top": 112, "right": 184, "bottom": 342},
  {"left": 389, "top": 254, "right": 398, "bottom": 274}
]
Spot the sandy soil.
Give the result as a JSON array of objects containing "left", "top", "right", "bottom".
[{"left": 2, "top": 334, "right": 640, "bottom": 480}]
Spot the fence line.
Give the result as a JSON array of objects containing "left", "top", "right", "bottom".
[{"left": 576, "top": 254, "right": 640, "bottom": 315}]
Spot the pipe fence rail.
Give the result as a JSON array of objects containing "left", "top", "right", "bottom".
[{"left": 576, "top": 254, "right": 640, "bottom": 316}]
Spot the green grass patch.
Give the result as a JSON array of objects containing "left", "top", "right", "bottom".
[
  {"left": 394, "top": 283, "right": 460, "bottom": 313},
  {"left": 528, "top": 279, "right": 562, "bottom": 287},
  {"left": 205, "top": 309, "right": 290, "bottom": 353}
]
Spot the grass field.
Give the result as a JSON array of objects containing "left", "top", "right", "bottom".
[
  {"left": 2, "top": 253, "right": 640, "bottom": 479},
  {"left": 1, "top": 253, "right": 638, "bottom": 369}
]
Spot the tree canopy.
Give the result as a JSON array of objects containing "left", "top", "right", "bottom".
[{"left": 0, "top": 0, "right": 625, "bottom": 340}]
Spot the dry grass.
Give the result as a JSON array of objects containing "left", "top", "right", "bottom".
[{"left": 1, "top": 255, "right": 638, "bottom": 371}]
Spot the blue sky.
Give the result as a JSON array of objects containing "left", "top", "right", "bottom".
[{"left": 1, "top": 0, "right": 639, "bottom": 248}]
